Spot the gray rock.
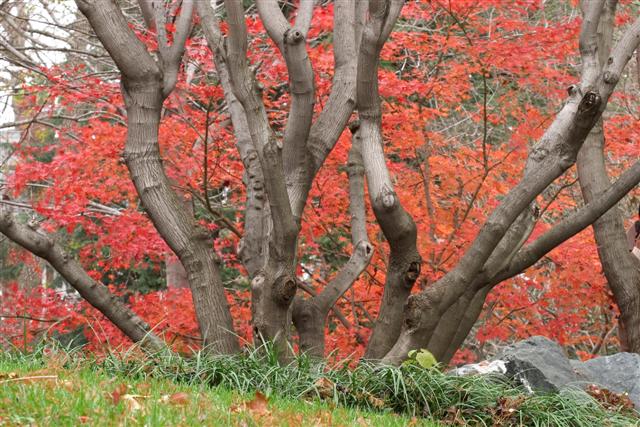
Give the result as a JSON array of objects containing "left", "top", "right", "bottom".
[
  {"left": 449, "top": 359, "right": 507, "bottom": 376},
  {"left": 568, "top": 353, "right": 640, "bottom": 409},
  {"left": 495, "top": 336, "right": 577, "bottom": 392}
]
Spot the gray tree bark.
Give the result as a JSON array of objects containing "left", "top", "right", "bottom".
[
  {"left": 382, "top": 1, "right": 640, "bottom": 364},
  {"left": 576, "top": 0, "right": 640, "bottom": 355},
  {"left": 292, "top": 124, "right": 373, "bottom": 357}
]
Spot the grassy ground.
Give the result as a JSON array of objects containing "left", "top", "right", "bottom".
[
  {"left": 0, "top": 352, "right": 433, "bottom": 426},
  {"left": 1, "top": 346, "right": 638, "bottom": 426}
]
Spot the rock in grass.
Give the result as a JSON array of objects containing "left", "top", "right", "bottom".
[
  {"left": 449, "top": 359, "right": 507, "bottom": 376},
  {"left": 495, "top": 336, "right": 577, "bottom": 393},
  {"left": 568, "top": 353, "right": 640, "bottom": 409}
]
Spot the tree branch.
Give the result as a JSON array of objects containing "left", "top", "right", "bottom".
[
  {"left": 353, "top": 0, "right": 420, "bottom": 360},
  {"left": 162, "top": 0, "right": 194, "bottom": 96},
  {"left": 76, "top": 0, "right": 239, "bottom": 354},
  {"left": 256, "top": 0, "right": 316, "bottom": 221},
  {"left": 0, "top": 211, "right": 166, "bottom": 352},
  {"left": 224, "top": 0, "right": 298, "bottom": 260},
  {"left": 500, "top": 160, "right": 640, "bottom": 282},
  {"left": 292, "top": 126, "right": 372, "bottom": 356},
  {"left": 299, "top": 0, "right": 367, "bottom": 218}
]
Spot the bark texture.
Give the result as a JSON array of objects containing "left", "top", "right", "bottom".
[
  {"left": 203, "top": 0, "right": 371, "bottom": 357},
  {"left": 357, "top": 0, "right": 421, "bottom": 360},
  {"left": 7, "top": 0, "right": 637, "bottom": 367},
  {"left": 576, "top": 0, "right": 640, "bottom": 354},
  {"left": 577, "top": 123, "right": 640, "bottom": 353},
  {"left": 222, "top": 0, "right": 300, "bottom": 357},
  {"left": 420, "top": 0, "right": 640, "bottom": 365}
]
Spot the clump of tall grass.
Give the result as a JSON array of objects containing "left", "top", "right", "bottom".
[{"left": 98, "top": 344, "right": 638, "bottom": 426}]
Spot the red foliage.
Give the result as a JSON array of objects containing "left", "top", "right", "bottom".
[
  {"left": 3, "top": 1, "right": 639, "bottom": 362},
  {"left": 0, "top": 283, "right": 85, "bottom": 350},
  {"left": 0, "top": 283, "right": 252, "bottom": 356}
]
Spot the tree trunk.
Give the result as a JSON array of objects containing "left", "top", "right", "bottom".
[
  {"left": 575, "top": 0, "right": 640, "bottom": 354},
  {"left": 166, "top": 255, "right": 189, "bottom": 289},
  {"left": 292, "top": 127, "right": 372, "bottom": 356},
  {"left": 356, "top": 1, "right": 421, "bottom": 361},
  {"left": 122, "top": 78, "right": 238, "bottom": 354},
  {"left": 577, "top": 120, "right": 640, "bottom": 353}
]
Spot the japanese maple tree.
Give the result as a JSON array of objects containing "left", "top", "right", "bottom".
[{"left": 1, "top": 0, "right": 639, "bottom": 364}]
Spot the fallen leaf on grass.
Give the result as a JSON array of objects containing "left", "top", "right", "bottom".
[
  {"left": 586, "top": 384, "right": 635, "bottom": 412},
  {"left": 246, "top": 391, "right": 269, "bottom": 416},
  {"left": 60, "top": 379, "right": 74, "bottom": 391},
  {"left": 354, "top": 391, "right": 386, "bottom": 410},
  {"left": 110, "top": 383, "right": 128, "bottom": 405},
  {"left": 122, "top": 394, "right": 143, "bottom": 412},
  {"left": 490, "top": 395, "right": 527, "bottom": 426},
  {"left": 0, "top": 372, "right": 18, "bottom": 380},
  {"left": 137, "top": 382, "right": 152, "bottom": 394},
  {"left": 159, "top": 392, "right": 190, "bottom": 406},
  {"left": 356, "top": 416, "right": 372, "bottom": 426},
  {"left": 44, "top": 351, "right": 71, "bottom": 370},
  {"left": 367, "top": 394, "right": 385, "bottom": 409},
  {"left": 231, "top": 391, "right": 271, "bottom": 418},
  {"left": 443, "top": 406, "right": 466, "bottom": 426}
]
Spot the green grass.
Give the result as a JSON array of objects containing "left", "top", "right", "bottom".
[
  {"left": 0, "top": 349, "right": 432, "bottom": 426},
  {"left": 1, "top": 345, "right": 639, "bottom": 426}
]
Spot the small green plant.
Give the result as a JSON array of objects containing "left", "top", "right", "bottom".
[{"left": 402, "top": 349, "right": 438, "bottom": 369}]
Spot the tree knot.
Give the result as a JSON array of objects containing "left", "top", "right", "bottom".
[
  {"left": 577, "top": 91, "right": 601, "bottom": 117},
  {"left": 275, "top": 275, "right": 297, "bottom": 307},
  {"left": 404, "top": 294, "right": 424, "bottom": 330},
  {"left": 603, "top": 71, "right": 619, "bottom": 85},
  {"left": 284, "top": 28, "right": 305, "bottom": 45},
  {"left": 251, "top": 274, "right": 266, "bottom": 293},
  {"left": 403, "top": 261, "right": 421, "bottom": 287},
  {"left": 356, "top": 241, "right": 374, "bottom": 259},
  {"left": 0, "top": 210, "right": 12, "bottom": 227},
  {"left": 348, "top": 120, "right": 361, "bottom": 134},
  {"left": 377, "top": 184, "right": 397, "bottom": 211},
  {"left": 566, "top": 84, "right": 580, "bottom": 97}
]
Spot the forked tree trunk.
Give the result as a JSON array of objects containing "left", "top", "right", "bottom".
[
  {"left": 356, "top": 0, "right": 421, "bottom": 361},
  {"left": 575, "top": 0, "right": 640, "bottom": 354},
  {"left": 75, "top": 0, "right": 239, "bottom": 355},
  {"left": 424, "top": 203, "right": 536, "bottom": 363},
  {"left": 122, "top": 80, "right": 238, "bottom": 354},
  {"left": 381, "top": 0, "right": 640, "bottom": 364},
  {"left": 292, "top": 126, "right": 373, "bottom": 357},
  {"left": 7, "top": 0, "right": 633, "bottom": 367},
  {"left": 222, "top": 0, "right": 301, "bottom": 358}
]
